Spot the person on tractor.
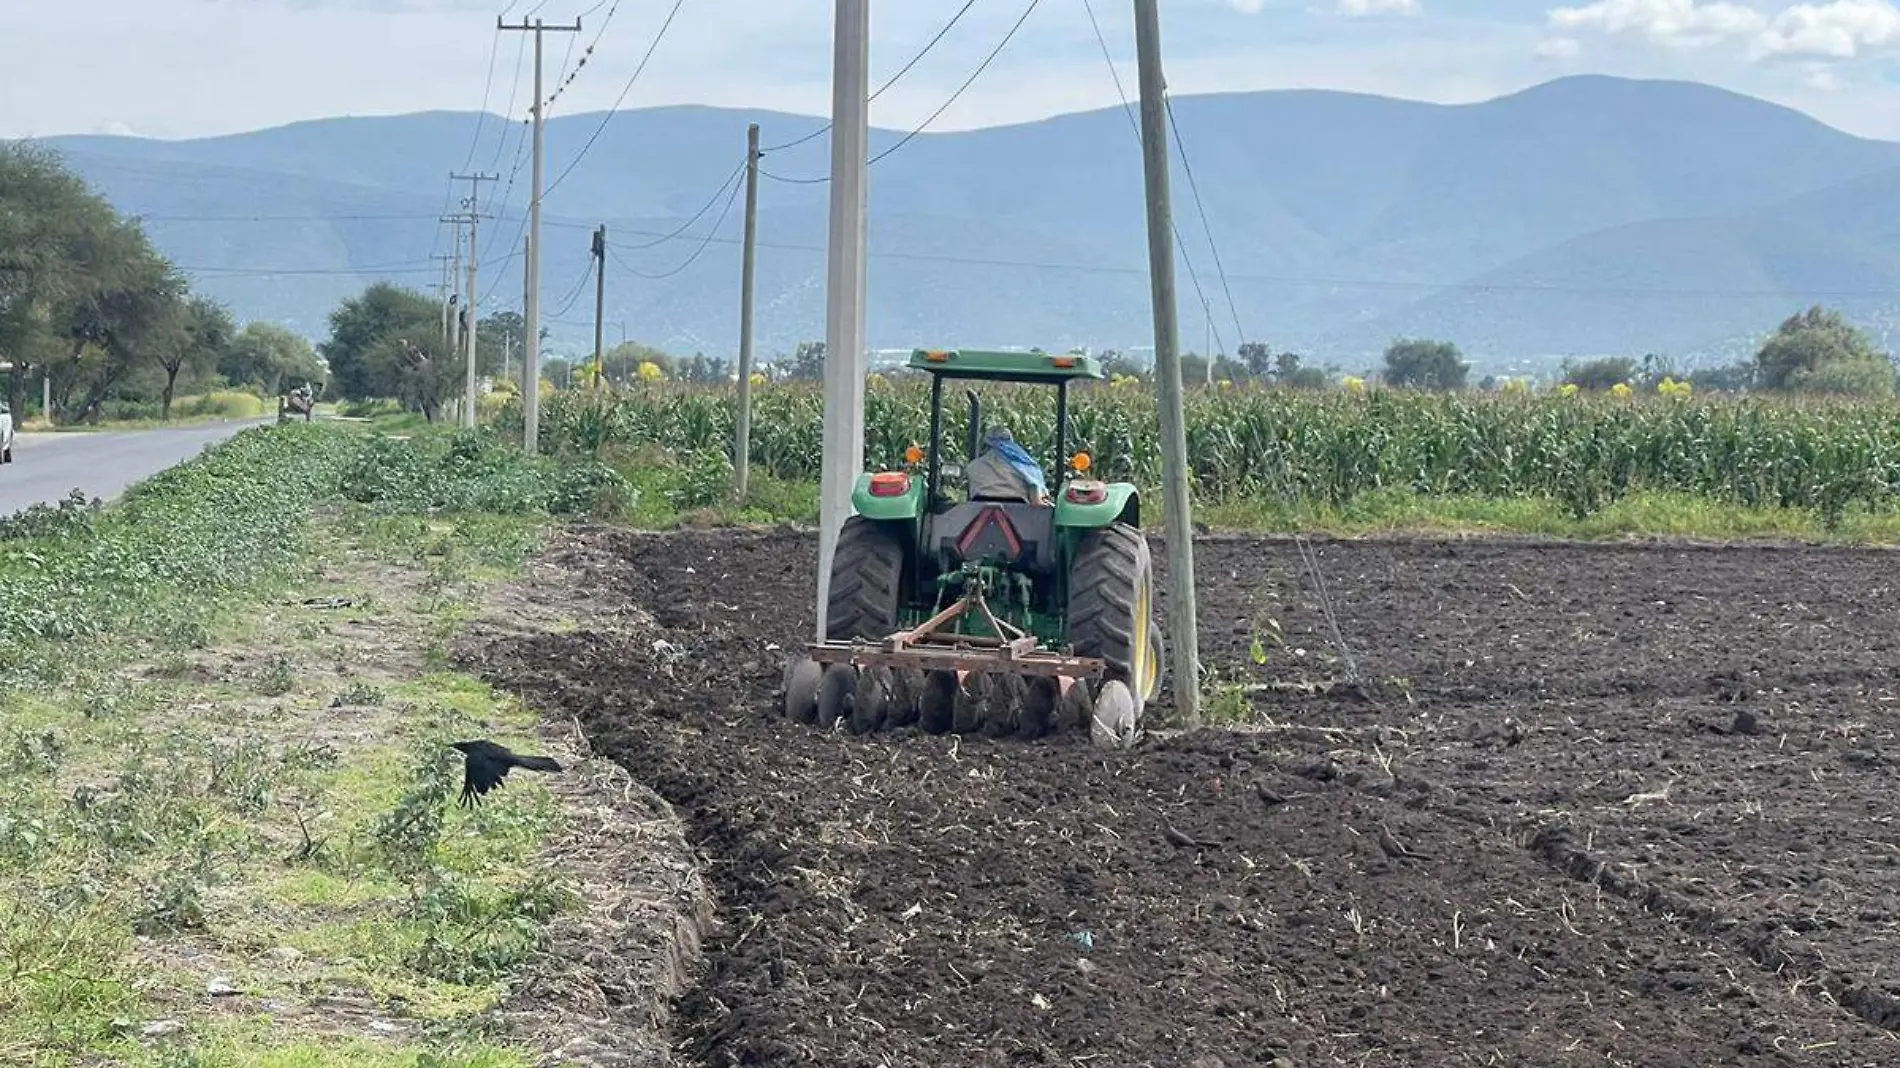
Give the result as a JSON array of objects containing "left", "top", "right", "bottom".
[{"left": 966, "top": 425, "right": 1049, "bottom": 505}]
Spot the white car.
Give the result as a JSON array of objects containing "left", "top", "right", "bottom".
[{"left": 0, "top": 403, "right": 12, "bottom": 464}]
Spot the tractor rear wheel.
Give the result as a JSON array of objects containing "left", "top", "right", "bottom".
[
  {"left": 1066, "top": 523, "right": 1162, "bottom": 714},
  {"left": 826, "top": 517, "right": 906, "bottom": 641}
]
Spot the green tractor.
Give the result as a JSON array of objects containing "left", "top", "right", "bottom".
[{"left": 785, "top": 347, "right": 1164, "bottom": 744}]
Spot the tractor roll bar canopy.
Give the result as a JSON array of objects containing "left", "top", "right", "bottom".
[{"left": 906, "top": 348, "right": 1108, "bottom": 383}]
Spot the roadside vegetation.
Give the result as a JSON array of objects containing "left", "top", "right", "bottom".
[
  {"left": 0, "top": 145, "right": 324, "bottom": 426},
  {"left": 0, "top": 420, "right": 630, "bottom": 1067}
]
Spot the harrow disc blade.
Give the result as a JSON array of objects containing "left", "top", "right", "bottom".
[
  {"left": 1018, "top": 676, "right": 1060, "bottom": 740},
  {"left": 953, "top": 672, "right": 991, "bottom": 735},
  {"left": 886, "top": 668, "right": 924, "bottom": 729},
  {"left": 919, "top": 670, "right": 958, "bottom": 734},
  {"left": 1058, "top": 676, "right": 1094, "bottom": 733},
  {"left": 816, "top": 663, "right": 857, "bottom": 730},
  {"left": 1090, "top": 679, "right": 1137, "bottom": 750},
  {"left": 784, "top": 656, "right": 822, "bottom": 725},
  {"left": 982, "top": 673, "right": 1027, "bottom": 739},
  {"left": 850, "top": 665, "right": 894, "bottom": 735}
]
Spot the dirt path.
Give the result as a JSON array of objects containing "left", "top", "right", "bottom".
[{"left": 472, "top": 527, "right": 1900, "bottom": 1067}]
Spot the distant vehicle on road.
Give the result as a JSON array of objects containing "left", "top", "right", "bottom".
[{"left": 0, "top": 403, "right": 13, "bottom": 464}]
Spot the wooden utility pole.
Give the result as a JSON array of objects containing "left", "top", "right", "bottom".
[
  {"left": 499, "top": 14, "right": 582, "bottom": 453},
  {"left": 735, "top": 122, "right": 761, "bottom": 502},
  {"left": 452, "top": 171, "right": 497, "bottom": 428},
  {"left": 591, "top": 224, "right": 607, "bottom": 388},
  {"left": 432, "top": 253, "right": 456, "bottom": 350},
  {"left": 1133, "top": 0, "right": 1202, "bottom": 724}
]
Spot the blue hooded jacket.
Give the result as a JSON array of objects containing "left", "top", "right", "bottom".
[{"left": 982, "top": 426, "right": 1047, "bottom": 496}]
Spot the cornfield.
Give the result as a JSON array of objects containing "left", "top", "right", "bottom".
[{"left": 504, "top": 381, "right": 1900, "bottom": 522}]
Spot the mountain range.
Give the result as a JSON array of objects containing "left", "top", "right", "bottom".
[{"left": 33, "top": 74, "right": 1900, "bottom": 373}]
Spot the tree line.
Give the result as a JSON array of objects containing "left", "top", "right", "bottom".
[{"left": 0, "top": 143, "right": 323, "bottom": 422}]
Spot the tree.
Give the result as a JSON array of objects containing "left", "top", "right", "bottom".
[
  {"left": 785, "top": 340, "right": 826, "bottom": 381},
  {"left": 1382, "top": 338, "right": 1468, "bottom": 390},
  {"left": 152, "top": 295, "right": 234, "bottom": 419},
  {"left": 364, "top": 328, "right": 457, "bottom": 422},
  {"left": 1754, "top": 305, "right": 1894, "bottom": 396},
  {"left": 1560, "top": 356, "right": 1638, "bottom": 392},
  {"left": 52, "top": 237, "right": 186, "bottom": 423},
  {"left": 0, "top": 143, "right": 164, "bottom": 419},
  {"left": 1688, "top": 361, "right": 1755, "bottom": 393},
  {"left": 1238, "top": 341, "right": 1274, "bottom": 379},
  {"left": 222, "top": 322, "right": 324, "bottom": 397},
  {"left": 320, "top": 283, "right": 447, "bottom": 406},
  {"left": 476, "top": 311, "right": 546, "bottom": 377}
]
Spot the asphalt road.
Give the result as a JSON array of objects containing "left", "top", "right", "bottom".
[{"left": 0, "top": 419, "right": 271, "bottom": 515}]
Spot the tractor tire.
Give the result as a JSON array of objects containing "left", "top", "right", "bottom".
[
  {"left": 826, "top": 517, "right": 906, "bottom": 642},
  {"left": 1066, "top": 523, "right": 1162, "bottom": 708}
]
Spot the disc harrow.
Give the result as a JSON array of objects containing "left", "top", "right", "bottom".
[{"left": 782, "top": 572, "right": 1139, "bottom": 745}]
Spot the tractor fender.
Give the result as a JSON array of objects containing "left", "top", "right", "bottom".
[
  {"left": 850, "top": 470, "right": 927, "bottom": 521},
  {"left": 1054, "top": 481, "right": 1138, "bottom": 529}
]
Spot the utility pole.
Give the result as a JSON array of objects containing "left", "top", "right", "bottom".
[
  {"left": 591, "top": 224, "right": 607, "bottom": 388},
  {"left": 445, "top": 224, "right": 464, "bottom": 357},
  {"left": 735, "top": 122, "right": 761, "bottom": 503},
  {"left": 499, "top": 14, "right": 582, "bottom": 454},
  {"left": 815, "top": 0, "right": 870, "bottom": 640},
  {"left": 452, "top": 171, "right": 497, "bottom": 428},
  {"left": 1133, "top": 0, "right": 1202, "bottom": 725},
  {"left": 432, "top": 253, "right": 456, "bottom": 350}
]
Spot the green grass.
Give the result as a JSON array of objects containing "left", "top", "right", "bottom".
[
  {"left": 0, "top": 421, "right": 610, "bottom": 1067},
  {"left": 1197, "top": 487, "right": 1900, "bottom": 543}
]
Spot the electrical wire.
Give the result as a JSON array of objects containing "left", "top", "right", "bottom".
[
  {"left": 548, "top": 256, "right": 596, "bottom": 317},
  {"left": 608, "top": 170, "right": 744, "bottom": 278},
  {"left": 618, "top": 158, "right": 747, "bottom": 251},
  {"left": 1076, "top": 0, "right": 1222, "bottom": 356},
  {"left": 544, "top": 0, "right": 623, "bottom": 112},
  {"left": 1165, "top": 92, "right": 1246, "bottom": 355},
  {"left": 541, "top": 0, "right": 690, "bottom": 199},
  {"left": 761, "top": 0, "right": 1044, "bottom": 183},
  {"left": 761, "top": 0, "right": 983, "bottom": 154}
]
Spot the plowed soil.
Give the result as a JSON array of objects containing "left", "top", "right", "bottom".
[{"left": 470, "top": 528, "right": 1900, "bottom": 1067}]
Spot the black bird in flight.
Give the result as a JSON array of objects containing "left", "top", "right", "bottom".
[{"left": 449, "top": 739, "right": 562, "bottom": 807}]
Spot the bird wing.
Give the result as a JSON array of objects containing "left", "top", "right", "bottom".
[{"left": 461, "top": 752, "right": 512, "bottom": 804}]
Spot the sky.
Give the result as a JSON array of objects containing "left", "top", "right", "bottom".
[{"left": 10, "top": 0, "right": 1900, "bottom": 141}]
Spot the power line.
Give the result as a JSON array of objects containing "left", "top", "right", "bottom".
[
  {"left": 610, "top": 169, "right": 744, "bottom": 278},
  {"left": 1165, "top": 92, "right": 1245, "bottom": 353},
  {"left": 761, "top": 0, "right": 1045, "bottom": 183},
  {"left": 459, "top": 28, "right": 508, "bottom": 173},
  {"left": 760, "top": 0, "right": 983, "bottom": 154},
  {"left": 541, "top": 0, "right": 690, "bottom": 199},
  {"left": 177, "top": 261, "right": 439, "bottom": 277},
  {"left": 619, "top": 158, "right": 746, "bottom": 250},
  {"left": 544, "top": 0, "right": 625, "bottom": 112},
  {"left": 870, "top": 0, "right": 1041, "bottom": 165},
  {"left": 548, "top": 255, "right": 596, "bottom": 317},
  {"left": 1077, "top": 0, "right": 1223, "bottom": 356}
]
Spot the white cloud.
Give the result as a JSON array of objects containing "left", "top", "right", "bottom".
[
  {"left": 1535, "top": 35, "right": 1584, "bottom": 59},
  {"left": 1227, "top": 0, "right": 1267, "bottom": 12},
  {"left": 1547, "top": 0, "right": 1766, "bottom": 47},
  {"left": 1331, "top": 0, "right": 1420, "bottom": 13},
  {"left": 1753, "top": 0, "right": 1900, "bottom": 59}
]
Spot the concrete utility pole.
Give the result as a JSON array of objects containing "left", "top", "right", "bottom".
[
  {"left": 453, "top": 171, "right": 497, "bottom": 428},
  {"left": 735, "top": 122, "right": 761, "bottom": 503},
  {"left": 591, "top": 224, "right": 607, "bottom": 388},
  {"left": 499, "top": 13, "right": 582, "bottom": 454},
  {"left": 1133, "top": 0, "right": 1202, "bottom": 725},
  {"left": 815, "top": 0, "right": 870, "bottom": 641}
]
